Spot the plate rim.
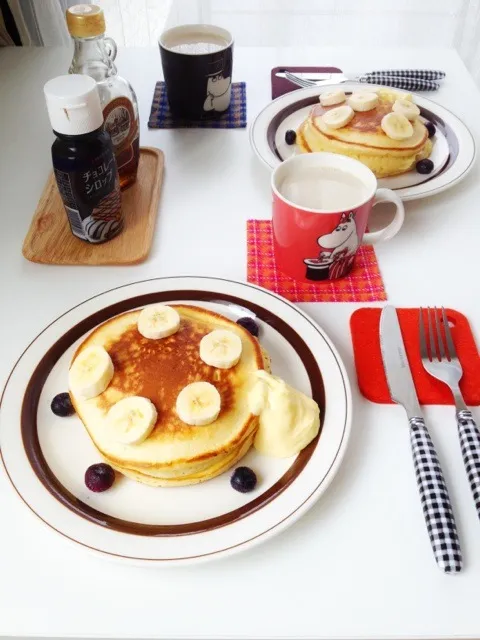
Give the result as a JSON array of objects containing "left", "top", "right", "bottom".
[
  {"left": 249, "top": 82, "right": 476, "bottom": 202},
  {"left": 21, "top": 290, "right": 326, "bottom": 537},
  {"left": 0, "top": 276, "right": 352, "bottom": 565}
]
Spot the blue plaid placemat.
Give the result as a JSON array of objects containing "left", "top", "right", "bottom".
[{"left": 148, "top": 81, "right": 247, "bottom": 129}]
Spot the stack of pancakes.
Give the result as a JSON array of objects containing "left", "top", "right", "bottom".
[
  {"left": 297, "top": 89, "right": 432, "bottom": 177},
  {"left": 70, "top": 305, "right": 269, "bottom": 486}
]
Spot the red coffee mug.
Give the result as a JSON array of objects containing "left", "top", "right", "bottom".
[{"left": 272, "top": 152, "right": 405, "bottom": 283}]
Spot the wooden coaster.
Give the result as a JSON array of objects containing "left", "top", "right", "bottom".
[{"left": 22, "top": 147, "right": 164, "bottom": 265}]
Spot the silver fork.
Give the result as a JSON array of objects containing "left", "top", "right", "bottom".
[
  {"left": 284, "top": 70, "right": 326, "bottom": 88},
  {"left": 419, "top": 307, "right": 480, "bottom": 520}
]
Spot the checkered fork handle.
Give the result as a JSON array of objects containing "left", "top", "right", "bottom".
[
  {"left": 358, "top": 68, "right": 445, "bottom": 91},
  {"left": 359, "top": 75, "right": 439, "bottom": 91},
  {"left": 366, "top": 69, "right": 446, "bottom": 80},
  {"left": 410, "top": 417, "right": 463, "bottom": 573},
  {"left": 457, "top": 410, "right": 480, "bottom": 521}
]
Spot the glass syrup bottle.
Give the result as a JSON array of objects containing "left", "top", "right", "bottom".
[{"left": 66, "top": 4, "right": 140, "bottom": 189}]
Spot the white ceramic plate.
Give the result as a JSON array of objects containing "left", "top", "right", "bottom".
[
  {"left": 0, "top": 277, "right": 352, "bottom": 566},
  {"left": 250, "top": 83, "right": 476, "bottom": 201}
]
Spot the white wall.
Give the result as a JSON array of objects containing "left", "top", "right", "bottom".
[
  {"left": 98, "top": 0, "right": 480, "bottom": 83},
  {"left": 166, "top": 0, "right": 464, "bottom": 48},
  {"left": 97, "top": 0, "right": 172, "bottom": 46}
]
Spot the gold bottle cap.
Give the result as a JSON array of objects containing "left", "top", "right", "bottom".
[{"left": 66, "top": 4, "right": 105, "bottom": 38}]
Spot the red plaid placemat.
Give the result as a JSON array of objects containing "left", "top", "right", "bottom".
[{"left": 247, "top": 220, "right": 387, "bottom": 303}]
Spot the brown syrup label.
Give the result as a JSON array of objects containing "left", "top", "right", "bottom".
[
  {"left": 103, "top": 97, "right": 139, "bottom": 175},
  {"left": 103, "top": 97, "right": 137, "bottom": 152}
]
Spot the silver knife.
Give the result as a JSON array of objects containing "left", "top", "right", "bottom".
[
  {"left": 379, "top": 305, "right": 463, "bottom": 573},
  {"left": 276, "top": 71, "right": 344, "bottom": 80},
  {"left": 282, "top": 70, "right": 439, "bottom": 92},
  {"left": 276, "top": 69, "right": 446, "bottom": 81}
]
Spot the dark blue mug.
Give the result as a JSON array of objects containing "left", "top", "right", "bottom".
[{"left": 159, "top": 24, "right": 234, "bottom": 120}]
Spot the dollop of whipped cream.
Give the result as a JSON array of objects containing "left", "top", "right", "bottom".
[{"left": 249, "top": 371, "right": 320, "bottom": 458}]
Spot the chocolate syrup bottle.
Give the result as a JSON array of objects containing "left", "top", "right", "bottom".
[
  {"left": 44, "top": 74, "right": 123, "bottom": 244},
  {"left": 66, "top": 4, "right": 140, "bottom": 189}
]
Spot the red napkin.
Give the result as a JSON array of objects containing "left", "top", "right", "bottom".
[
  {"left": 271, "top": 66, "right": 342, "bottom": 99},
  {"left": 351, "top": 308, "right": 480, "bottom": 405}
]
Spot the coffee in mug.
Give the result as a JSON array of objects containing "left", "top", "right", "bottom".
[
  {"left": 279, "top": 166, "right": 370, "bottom": 211},
  {"left": 168, "top": 31, "right": 229, "bottom": 55},
  {"left": 159, "top": 24, "right": 233, "bottom": 120},
  {"left": 272, "top": 153, "right": 405, "bottom": 283}
]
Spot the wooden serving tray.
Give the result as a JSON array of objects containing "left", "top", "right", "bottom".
[{"left": 22, "top": 146, "right": 164, "bottom": 265}]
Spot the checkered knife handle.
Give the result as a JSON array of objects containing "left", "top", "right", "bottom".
[
  {"left": 457, "top": 410, "right": 480, "bottom": 521},
  {"left": 366, "top": 69, "right": 445, "bottom": 80},
  {"left": 410, "top": 417, "right": 463, "bottom": 573},
  {"left": 359, "top": 75, "right": 439, "bottom": 91}
]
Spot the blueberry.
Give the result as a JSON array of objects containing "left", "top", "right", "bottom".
[
  {"left": 51, "top": 392, "right": 75, "bottom": 417},
  {"left": 85, "top": 463, "right": 115, "bottom": 493},
  {"left": 416, "top": 159, "right": 434, "bottom": 175},
  {"left": 425, "top": 121, "right": 436, "bottom": 138},
  {"left": 285, "top": 129, "right": 296, "bottom": 145},
  {"left": 230, "top": 466, "right": 257, "bottom": 493},
  {"left": 236, "top": 316, "right": 259, "bottom": 337}
]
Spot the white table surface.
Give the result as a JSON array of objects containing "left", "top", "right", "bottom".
[{"left": 1, "top": 44, "right": 480, "bottom": 640}]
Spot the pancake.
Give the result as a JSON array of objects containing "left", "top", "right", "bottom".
[
  {"left": 112, "top": 432, "right": 256, "bottom": 487},
  {"left": 297, "top": 89, "right": 433, "bottom": 177},
  {"left": 70, "top": 305, "right": 269, "bottom": 486}
]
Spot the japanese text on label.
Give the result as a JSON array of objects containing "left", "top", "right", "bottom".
[{"left": 83, "top": 158, "right": 115, "bottom": 195}]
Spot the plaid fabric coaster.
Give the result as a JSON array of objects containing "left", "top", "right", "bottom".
[
  {"left": 247, "top": 220, "right": 387, "bottom": 303},
  {"left": 148, "top": 81, "right": 247, "bottom": 129}
]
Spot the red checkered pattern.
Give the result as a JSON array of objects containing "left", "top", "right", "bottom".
[{"left": 247, "top": 220, "right": 387, "bottom": 303}]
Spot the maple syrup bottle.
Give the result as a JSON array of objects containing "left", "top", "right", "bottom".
[
  {"left": 66, "top": 4, "right": 140, "bottom": 189},
  {"left": 44, "top": 74, "right": 123, "bottom": 244}
]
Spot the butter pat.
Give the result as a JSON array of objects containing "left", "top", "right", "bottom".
[{"left": 249, "top": 371, "right": 320, "bottom": 458}]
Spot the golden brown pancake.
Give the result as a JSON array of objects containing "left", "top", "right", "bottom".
[
  {"left": 112, "top": 432, "right": 256, "bottom": 487},
  {"left": 297, "top": 89, "right": 433, "bottom": 177},
  {"left": 70, "top": 305, "right": 269, "bottom": 486}
]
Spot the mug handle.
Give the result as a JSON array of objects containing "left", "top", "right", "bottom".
[{"left": 362, "top": 188, "right": 405, "bottom": 245}]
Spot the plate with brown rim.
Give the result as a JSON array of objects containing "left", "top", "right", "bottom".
[
  {"left": 0, "top": 277, "right": 351, "bottom": 565},
  {"left": 250, "top": 83, "right": 476, "bottom": 201}
]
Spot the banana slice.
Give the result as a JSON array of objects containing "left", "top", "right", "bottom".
[
  {"left": 347, "top": 92, "right": 379, "bottom": 112},
  {"left": 392, "top": 98, "right": 420, "bottom": 121},
  {"left": 377, "top": 88, "right": 412, "bottom": 103},
  {"left": 106, "top": 396, "right": 157, "bottom": 445},
  {"left": 199, "top": 329, "right": 243, "bottom": 369},
  {"left": 321, "top": 104, "right": 354, "bottom": 129},
  {"left": 69, "top": 346, "right": 114, "bottom": 400},
  {"left": 381, "top": 112, "right": 414, "bottom": 140},
  {"left": 176, "top": 382, "right": 221, "bottom": 426},
  {"left": 319, "top": 90, "right": 346, "bottom": 107},
  {"left": 137, "top": 304, "right": 180, "bottom": 339}
]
